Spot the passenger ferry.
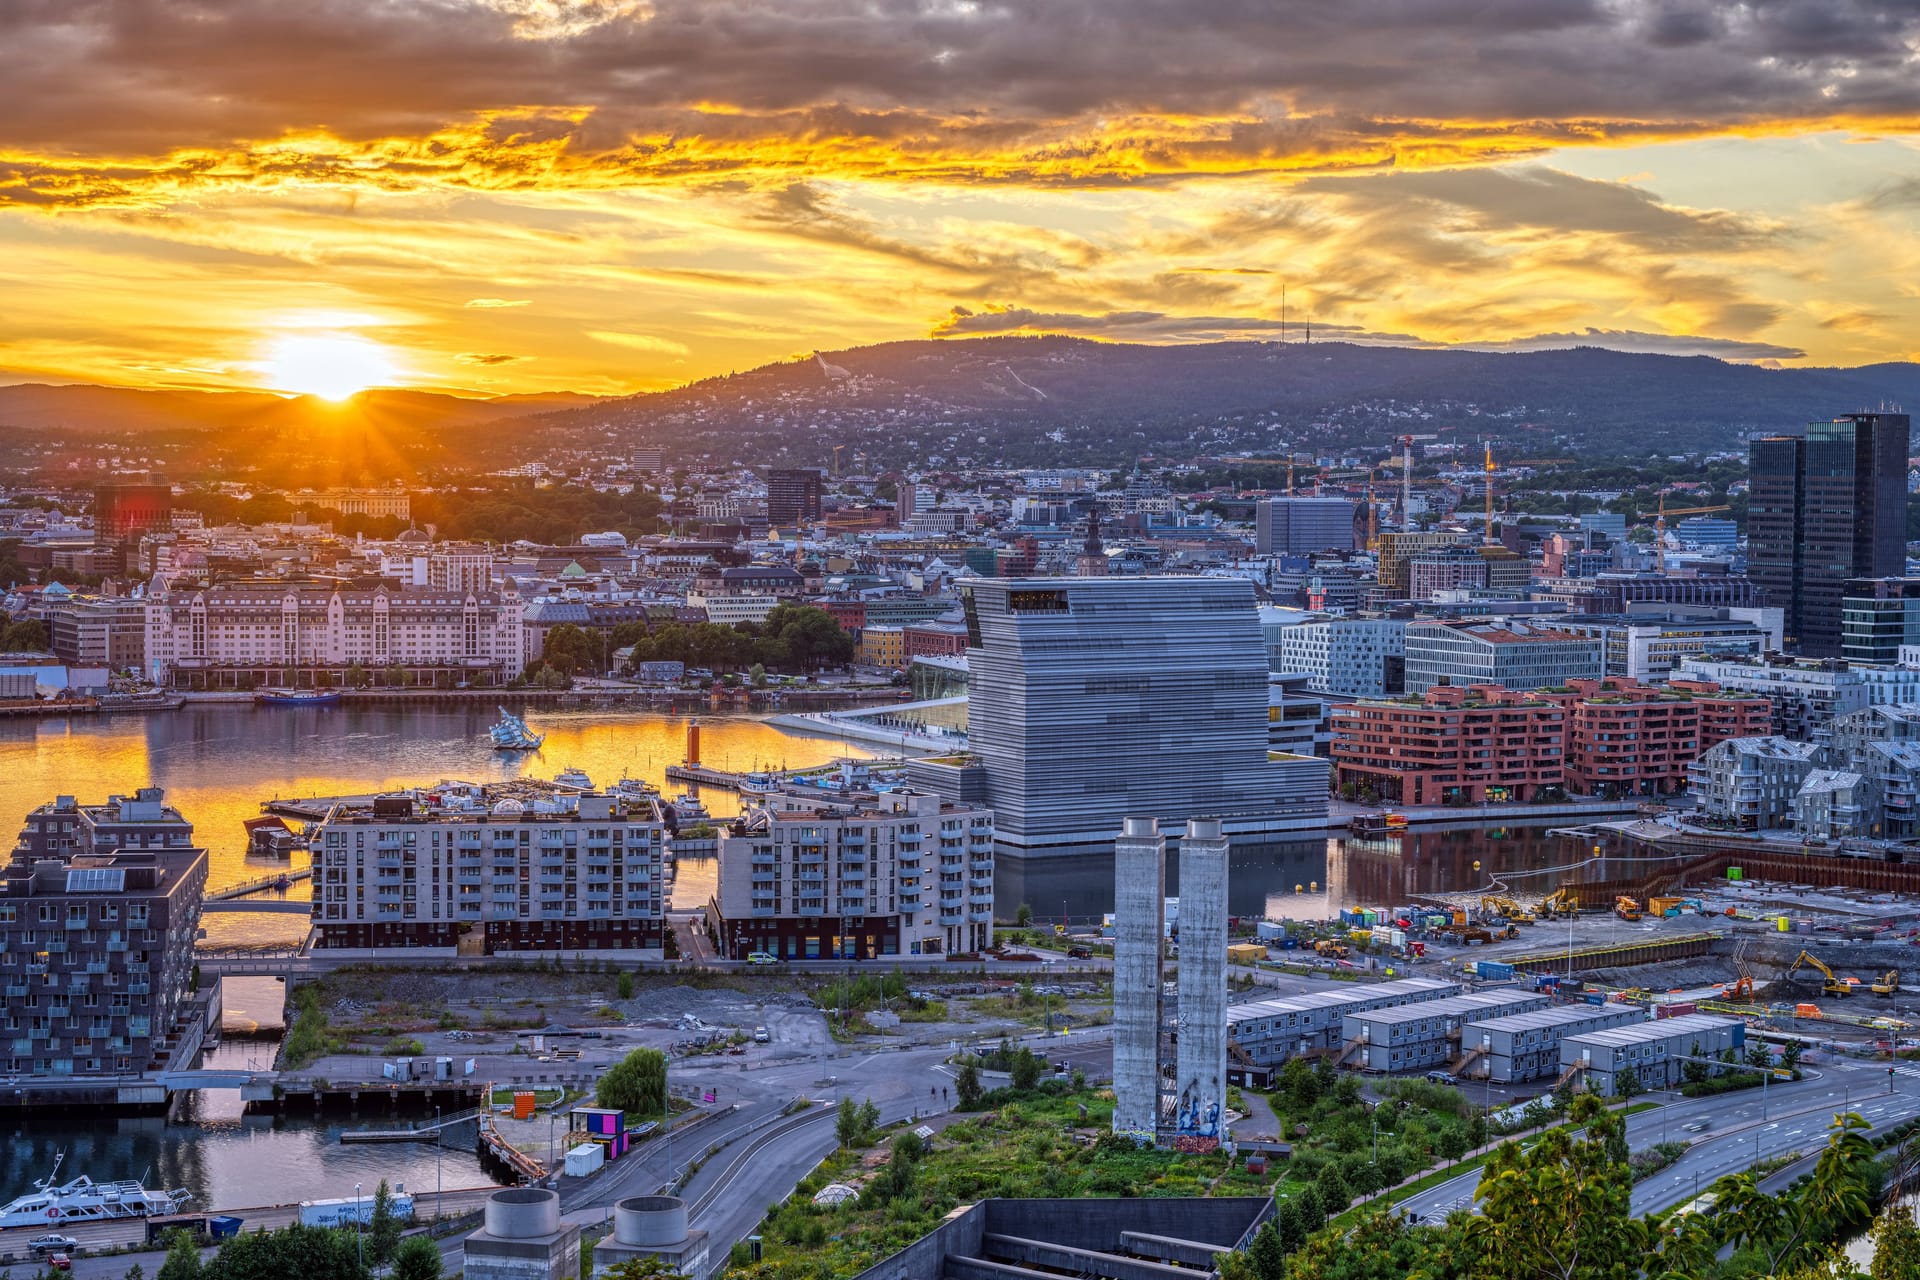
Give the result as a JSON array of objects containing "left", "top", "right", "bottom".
[{"left": 0, "top": 1157, "right": 192, "bottom": 1228}]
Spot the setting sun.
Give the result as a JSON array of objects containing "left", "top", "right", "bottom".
[{"left": 261, "top": 333, "right": 398, "bottom": 400}]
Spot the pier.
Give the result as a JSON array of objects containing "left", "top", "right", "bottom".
[
  {"left": 340, "top": 1106, "right": 482, "bottom": 1144},
  {"left": 208, "top": 868, "right": 311, "bottom": 900}
]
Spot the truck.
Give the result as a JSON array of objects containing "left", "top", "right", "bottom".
[
  {"left": 145, "top": 1215, "right": 244, "bottom": 1245},
  {"left": 299, "top": 1191, "right": 415, "bottom": 1229}
]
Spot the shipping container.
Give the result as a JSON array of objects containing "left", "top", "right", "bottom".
[
  {"left": 1227, "top": 943, "right": 1269, "bottom": 964},
  {"left": 1655, "top": 1002, "right": 1698, "bottom": 1019},
  {"left": 1476, "top": 961, "right": 1515, "bottom": 981}
]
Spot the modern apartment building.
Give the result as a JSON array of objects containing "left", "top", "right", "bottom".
[
  {"left": 0, "top": 844, "right": 209, "bottom": 1078},
  {"left": 310, "top": 791, "right": 669, "bottom": 952},
  {"left": 1330, "top": 684, "right": 1567, "bottom": 805},
  {"left": 1402, "top": 620, "right": 1602, "bottom": 694},
  {"left": 14, "top": 788, "right": 197, "bottom": 860},
  {"left": 1537, "top": 677, "right": 1770, "bottom": 798},
  {"left": 710, "top": 794, "right": 992, "bottom": 960},
  {"left": 1749, "top": 413, "right": 1910, "bottom": 656},
  {"left": 1272, "top": 615, "right": 1406, "bottom": 697},
  {"left": 935, "top": 577, "right": 1325, "bottom": 848},
  {"left": 145, "top": 579, "right": 526, "bottom": 689},
  {"left": 1674, "top": 655, "right": 1920, "bottom": 745},
  {"left": 1686, "top": 737, "right": 1822, "bottom": 829},
  {"left": 1255, "top": 498, "right": 1354, "bottom": 555},
  {"left": 1407, "top": 547, "right": 1488, "bottom": 600}
]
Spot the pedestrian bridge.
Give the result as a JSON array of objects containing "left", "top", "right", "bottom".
[
  {"left": 202, "top": 900, "right": 312, "bottom": 915},
  {"left": 155, "top": 1069, "right": 275, "bottom": 1090}
]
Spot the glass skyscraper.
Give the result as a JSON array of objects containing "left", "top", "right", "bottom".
[{"left": 1748, "top": 412, "right": 1909, "bottom": 658}]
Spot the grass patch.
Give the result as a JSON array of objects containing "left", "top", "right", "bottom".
[{"left": 733, "top": 1091, "right": 1273, "bottom": 1280}]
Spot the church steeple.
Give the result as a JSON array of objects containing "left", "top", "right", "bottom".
[{"left": 1077, "top": 507, "right": 1108, "bottom": 577}]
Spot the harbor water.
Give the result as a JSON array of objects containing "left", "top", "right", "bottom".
[{"left": 0, "top": 702, "right": 876, "bottom": 942}]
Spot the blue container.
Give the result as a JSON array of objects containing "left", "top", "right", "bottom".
[{"left": 209, "top": 1217, "right": 243, "bottom": 1240}]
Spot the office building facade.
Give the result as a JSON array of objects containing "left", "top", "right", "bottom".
[
  {"left": 1274, "top": 616, "right": 1405, "bottom": 697},
  {"left": 1842, "top": 578, "right": 1920, "bottom": 665},
  {"left": 1402, "top": 620, "right": 1602, "bottom": 694},
  {"left": 766, "top": 468, "right": 825, "bottom": 526},
  {"left": 310, "top": 792, "right": 668, "bottom": 952},
  {"left": 711, "top": 794, "right": 992, "bottom": 960},
  {"left": 952, "top": 577, "right": 1322, "bottom": 848},
  {"left": 1255, "top": 498, "right": 1355, "bottom": 555},
  {"left": 1749, "top": 413, "right": 1910, "bottom": 656}
]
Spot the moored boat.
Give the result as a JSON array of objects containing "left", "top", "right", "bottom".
[
  {"left": 255, "top": 688, "right": 343, "bottom": 707},
  {"left": 0, "top": 1156, "right": 192, "bottom": 1228}
]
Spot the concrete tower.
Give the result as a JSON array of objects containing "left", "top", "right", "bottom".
[
  {"left": 1173, "top": 817, "right": 1228, "bottom": 1144},
  {"left": 1111, "top": 816, "right": 1166, "bottom": 1137}
]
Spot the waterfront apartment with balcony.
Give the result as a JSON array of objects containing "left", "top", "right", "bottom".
[
  {"left": 0, "top": 843, "right": 208, "bottom": 1079},
  {"left": 309, "top": 791, "right": 667, "bottom": 953},
  {"left": 709, "top": 793, "right": 993, "bottom": 960}
]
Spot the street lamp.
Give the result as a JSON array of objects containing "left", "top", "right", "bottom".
[
  {"left": 355, "top": 1183, "right": 363, "bottom": 1270},
  {"left": 435, "top": 1106, "right": 443, "bottom": 1220}
]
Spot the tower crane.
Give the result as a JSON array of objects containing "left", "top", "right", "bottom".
[
  {"left": 1394, "top": 434, "right": 1437, "bottom": 531},
  {"left": 1653, "top": 495, "right": 1732, "bottom": 576}
]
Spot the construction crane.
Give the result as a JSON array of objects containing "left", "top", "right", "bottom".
[
  {"left": 1652, "top": 496, "right": 1732, "bottom": 576},
  {"left": 1394, "top": 434, "right": 1437, "bottom": 531},
  {"left": 1483, "top": 441, "right": 1499, "bottom": 547},
  {"left": 831, "top": 444, "right": 846, "bottom": 478},
  {"left": 1786, "top": 949, "right": 1853, "bottom": 998}
]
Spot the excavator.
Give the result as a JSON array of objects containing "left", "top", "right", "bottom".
[
  {"left": 1538, "top": 887, "right": 1581, "bottom": 919},
  {"left": 1481, "top": 896, "right": 1535, "bottom": 925},
  {"left": 1786, "top": 950, "right": 1853, "bottom": 998},
  {"left": 1717, "top": 976, "right": 1755, "bottom": 1003},
  {"left": 1872, "top": 971, "right": 1901, "bottom": 998}
]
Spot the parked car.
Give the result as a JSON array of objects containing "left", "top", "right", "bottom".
[
  {"left": 746, "top": 952, "right": 778, "bottom": 965},
  {"left": 753, "top": 1026, "right": 770, "bottom": 1043},
  {"left": 46, "top": 1254, "right": 71, "bottom": 1272},
  {"left": 30, "top": 1235, "right": 79, "bottom": 1254},
  {"left": 1425, "top": 1070, "right": 1456, "bottom": 1084}
]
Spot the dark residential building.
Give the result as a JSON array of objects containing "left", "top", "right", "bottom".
[
  {"left": 765, "top": 468, "right": 824, "bottom": 526},
  {"left": 1842, "top": 578, "right": 1920, "bottom": 665},
  {"left": 1749, "top": 412, "right": 1910, "bottom": 657},
  {"left": 14, "top": 788, "right": 197, "bottom": 860},
  {"left": 0, "top": 843, "right": 210, "bottom": 1078}
]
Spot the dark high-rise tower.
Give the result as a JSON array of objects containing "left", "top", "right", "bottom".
[
  {"left": 1748, "top": 412, "right": 1910, "bottom": 657},
  {"left": 765, "top": 467, "right": 823, "bottom": 527}
]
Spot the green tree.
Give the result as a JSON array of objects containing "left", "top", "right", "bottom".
[
  {"left": 1436, "top": 1125, "right": 1470, "bottom": 1167},
  {"left": 127, "top": 1265, "right": 148, "bottom": 1280},
  {"left": 1314, "top": 1163, "right": 1350, "bottom": 1213},
  {"left": 955, "top": 1059, "right": 983, "bottom": 1108},
  {"left": 1243, "top": 1221, "right": 1287, "bottom": 1280},
  {"left": 835, "top": 1095, "right": 862, "bottom": 1147},
  {"left": 1783, "top": 1039, "right": 1804, "bottom": 1071},
  {"left": 382, "top": 663, "right": 407, "bottom": 688},
  {"left": 1014, "top": 903, "right": 1034, "bottom": 927},
  {"left": 367, "top": 1179, "right": 401, "bottom": 1267},
  {"left": 343, "top": 662, "right": 371, "bottom": 689},
  {"left": 1871, "top": 1201, "right": 1920, "bottom": 1280},
  {"left": 391, "top": 1235, "right": 442, "bottom": 1280},
  {"left": 157, "top": 1229, "right": 203, "bottom": 1280},
  {"left": 1278, "top": 1057, "right": 1319, "bottom": 1115},
  {"left": 1010, "top": 1047, "right": 1043, "bottom": 1091},
  {"left": 1274, "top": 1195, "right": 1310, "bottom": 1252},
  {"left": 857, "top": 1097, "right": 880, "bottom": 1139},
  {"left": 541, "top": 624, "right": 600, "bottom": 677},
  {"left": 1719, "top": 1112, "right": 1879, "bottom": 1275},
  {"left": 596, "top": 1047, "right": 667, "bottom": 1118},
  {"left": 201, "top": 1223, "right": 370, "bottom": 1280},
  {"left": 1611, "top": 1064, "right": 1642, "bottom": 1101},
  {"left": 1467, "top": 1093, "right": 1642, "bottom": 1280},
  {"left": 616, "top": 970, "right": 635, "bottom": 1000},
  {"left": 601, "top": 1257, "right": 689, "bottom": 1280},
  {"left": 1282, "top": 1208, "right": 1434, "bottom": 1280}
]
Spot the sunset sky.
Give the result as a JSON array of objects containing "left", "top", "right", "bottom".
[{"left": 4, "top": 0, "right": 1920, "bottom": 398}]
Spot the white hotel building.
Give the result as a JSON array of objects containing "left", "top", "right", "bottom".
[{"left": 145, "top": 579, "right": 526, "bottom": 688}]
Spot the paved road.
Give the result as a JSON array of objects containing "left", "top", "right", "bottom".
[{"left": 1398, "top": 1065, "right": 1920, "bottom": 1224}]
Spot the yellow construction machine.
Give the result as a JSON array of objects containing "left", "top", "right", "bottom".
[
  {"left": 1786, "top": 950, "right": 1852, "bottom": 998},
  {"left": 1872, "top": 971, "right": 1901, "bottom": 998}
]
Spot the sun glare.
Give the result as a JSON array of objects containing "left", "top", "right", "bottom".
[{"left": 261, "top": 333, "right": 398, "bottom": 399}]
